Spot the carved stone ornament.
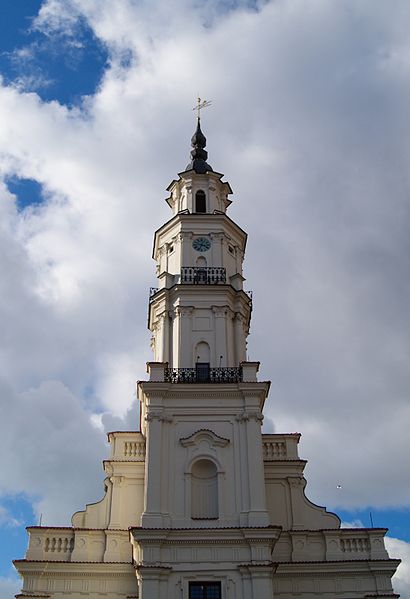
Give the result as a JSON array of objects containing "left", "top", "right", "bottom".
[
  {"left": 175, "top": 306, "right": 194, "bottom": 318},
  {"left": 180, "top": 428, "right": 230, "bottom": 448},
  {"left": 178, "top": 231, "right": 193, "bottom": 241},
  {"left": 145, "top": 411, "right": 173, "bottom": 423},
  {"left": 235, "top": 411, "right": 249, "bottom": 422},
  {"left": 288, "top": 476, "right": 305, "bottom": 488},
  {"left": 236, "top": 410, "right": 263, "bottom": 422},
  {"left": 212, "top": 305, "right": 232, "bottom": 318}
]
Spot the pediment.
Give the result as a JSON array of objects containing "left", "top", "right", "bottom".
[{"left": 180, "top": 429, "right": 230, "bottom": 448}]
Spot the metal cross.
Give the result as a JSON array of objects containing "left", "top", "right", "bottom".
[{"left": 193, "top": 96, "right": 212, "bottom": 119}]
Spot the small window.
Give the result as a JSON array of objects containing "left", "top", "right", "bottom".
[
  {"left": 189, "top": 582, "right": 221, "bottom": 599},
  {"left": 228, "top": 245, "right": 234, "bottom": 254},
  {"left": 195, "top": 190, "right": 206, "bottom": 213},
  {"left": 169, "top": 244, "right": 174, "bottom": 253}
]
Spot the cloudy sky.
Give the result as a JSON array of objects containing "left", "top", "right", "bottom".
[{"left": 0, "top": 0, "right": 409, "bottom": 596}]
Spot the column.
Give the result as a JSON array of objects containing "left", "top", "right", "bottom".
[
  {"left": 179, "top": 231, "right": 192, "bottom": 272},
  {"left": 159, "top": 311, "right": 169, "bottom": 364},
  {"left": 287, "top": 476, "right": 307, "bottom": 530},
  {"left": 234, "top": 313, "right": 247, "bottom": 363},
  {"left": 210, "top": 232, "right": 224, "bottom": 266},
  {"left": 176, "top": 306, "right": 193, "bottom": 367},
  {"left": 245, "top": 410, "right": 269, "bottom": 526},
  {"left": 249, "top": 566, "right": 275, "bottom": 598},
  {"left": 236, "top": 412, "right": 250, "bottom": 525},
  {"left": 141, "top": 411, "right": 163, "bottom": 527},
  {"left": 212, "top": 307, "right": 227, "bottom": 366}
]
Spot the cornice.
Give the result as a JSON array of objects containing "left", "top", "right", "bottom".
[
  {"left": 133, "top": 538, "right": 277, "bottom": 546},
  {"left": 130, "top": 525, "right": 281, "bottom": 532},
  {"left": 152, "top": 212, "right": 247, "bottom": 259},
  {"left": 138, "top": 383, "right": 271, "bottom": 399},
  {"left": 26, "top": 526, "right": 128, "bottom": 532}
]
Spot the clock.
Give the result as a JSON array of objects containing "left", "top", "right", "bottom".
[{"left": 192, "top": 237, "right": 211, "bottom": 252}]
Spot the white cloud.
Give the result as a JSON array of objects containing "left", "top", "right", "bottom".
[
  {"left": 386, "top": 537, "right": 410, "bottom": 599},
  {"left": 340, "top": 519, "right": 365, "bottom": 529},
  {"left": 0, "top": 505, "right": 21, "bottom": 528},
  {"left": 0, "top": 576, "right": 20, "bottom": 599},
  {"left": 0, "top": 379, "right": 107, "bottom": 524},
  {"left": 0, "top": 0, "right": 409, "bottom": 537}
]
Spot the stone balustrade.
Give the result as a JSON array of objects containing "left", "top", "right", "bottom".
[
  {"left": 25, "top": 527, "right": 131, "bottom": 563},
  {"left": 107, "top": 431, "right": 146, "bottom": 461},
  {"left": 262, "top": 434, "right": 301, "bottom": 461},
  {"left": 324, "top": 529, "right": 389, "bottom": 561},
  {"left": 273, "top": 528, "right": 390, "bottom": 563},
  {"left": 123, "top": 440, "right": 146, "bottom": 459},
  {"left": 26, "top": 528, "right": 75, "bottom": 561},
  {"left": 340, "top": 536, "right": 370, "bottom": 553}
]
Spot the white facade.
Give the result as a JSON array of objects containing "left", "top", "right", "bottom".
[{"left": 14, "top": 120, "right": 400, "bottom": 599}]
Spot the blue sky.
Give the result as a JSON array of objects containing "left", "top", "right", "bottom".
[{"left": 0, "top": 1, "right": 410, "bottom": 596}]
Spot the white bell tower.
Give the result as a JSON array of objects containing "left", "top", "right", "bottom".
[
  {"left": 134, "top": 118, "right": 278, "bottom": 598},
  {"left": 14, "top": 116, "right": 400, "bottom": 599},
  {"left": 149, "top": 118, "right": 252, "bottom": 373}
]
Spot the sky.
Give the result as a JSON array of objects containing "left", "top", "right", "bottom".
[{"left": 0, "top": 0, "right": 409, "bottom": 596}]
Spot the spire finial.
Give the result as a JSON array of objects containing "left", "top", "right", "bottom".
[
  {"left": 193, "top": 96, "right": 212, "bottom": 120},
  {"left": 185, "top": 97, "right": 214, "bottom": 174}
]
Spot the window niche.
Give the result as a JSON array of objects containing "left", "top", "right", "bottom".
[
  {"left": 191, "top": 459, "right": 218, "bottom": 519},
  {"left": 180, "top": 429, "right": 229, "bottom": 522},
  {"left": 195, "top": 190, "right": 206, "bottom": 213}
]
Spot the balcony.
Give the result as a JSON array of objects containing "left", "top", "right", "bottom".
[
  {"left": 164, "top": 365, "right": 242, "bottom": 384},
  {"left": 181, "top": 266, "right": 226, "bottom": 285},
  {"left": 149, "top": 287, "right": 159, "bottom": 302}
]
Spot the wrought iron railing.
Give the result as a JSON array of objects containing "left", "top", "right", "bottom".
[
  {"left": 164, "top": 366, "right": 242, "bottom": 384},
  {"left": 181, "top": 267, "right": 226, "bottom": 285},
  {"left": 149, "top": 287, "right": 159, "bottom": 301}
]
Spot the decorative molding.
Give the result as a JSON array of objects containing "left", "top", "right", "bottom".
[
  {"left": 145, "top": 411, "right": 173, "bottom": 423},
  {"left": 175, "top": 306, "right": 194, "bottom": 318},
  {"left": 236, "top": 410, "right": 263, "bottom": 423},
  {"left": 212, "top": 306, "right": 234, "bottom": 319},
  {"left": 180, "top": 429, "right": 230, "bottom": 448}
]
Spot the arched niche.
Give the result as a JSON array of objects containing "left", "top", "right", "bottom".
[
  {"left": 191, "top": 458, "right": 218, "bottom": 519},
  {"left": 196, "top": 256, "right": 207, "bottom": 267},
  {"left": 195, "top": 341, "right": 210, "bottom": 364},
  {"left": 195, "top": 341, "right": 210, "bottom": 381}
]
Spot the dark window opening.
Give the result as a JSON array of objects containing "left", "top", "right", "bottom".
[
  {"left": 195, "top": 362, "right": 210, "bottom": 382},
  {"left": 189, "top": 582, "right": 221, "bottom": 599},
  {"left": 195, "top": 190, "right": 206, "bottom": 213}
]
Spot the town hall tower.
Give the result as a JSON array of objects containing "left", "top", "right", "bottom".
[{"left": 14, "top": 118, "right": 400, "bottom": 599}]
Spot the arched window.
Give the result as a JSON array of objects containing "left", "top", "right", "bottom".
[
  {"left": 195, "top": 341, "right": 210, "bottom": 364},
  {"left": 196, "top": 256, "right": 207, "bottom": 267},
  {"left": 195, "top": 190, "right": 206, "bottom": 213},
  {"left": 191, "top": 459, "right": 218, "bottom": 519},
  {"left": 195, "top": 341, "right": 210, "bottom": 381}
]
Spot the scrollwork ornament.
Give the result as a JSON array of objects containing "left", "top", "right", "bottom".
[{"left": 235, "top": 411, "right": 249, "bottom": 422}]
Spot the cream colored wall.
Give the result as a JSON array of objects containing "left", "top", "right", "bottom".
[{"left": 72, "top": 432, "right": 146, "bottom": 530}]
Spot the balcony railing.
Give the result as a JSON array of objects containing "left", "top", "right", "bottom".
[
  {"left": 149, "top": 287, "right": 159, "bottom": 302},
  {"left": 164, "top": 366, "right": 242, "bottom": 384},
  {"left": 181, "top": 266, "right": 226, "bottom": 285}
]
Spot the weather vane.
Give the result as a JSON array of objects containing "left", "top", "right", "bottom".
[{"left": 193, "top": 96, "right": 212, "bottom": 119}]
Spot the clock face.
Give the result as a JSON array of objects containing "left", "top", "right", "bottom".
[{"left": 192, "top": 237, "right": 211, "bottom": 252}]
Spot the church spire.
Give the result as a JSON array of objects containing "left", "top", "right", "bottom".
[{"left": 185, "top": 117, "right": 213, "bottom": 174}]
